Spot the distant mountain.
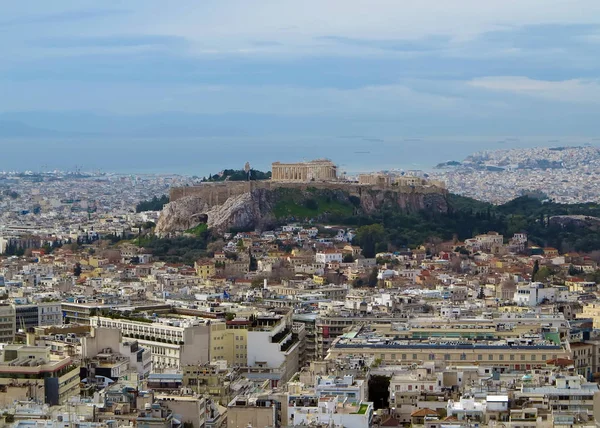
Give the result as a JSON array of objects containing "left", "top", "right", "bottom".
[
  {"left": 0, "top": 120, "right": 63, "bottom": 138},
  {"left": 435, "top": 160, "right": 462, "bottom": 168},
  {"left": 0, "top": 111, "right": 346, "bottom": 138}
]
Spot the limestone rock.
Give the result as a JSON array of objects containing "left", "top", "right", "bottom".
[
  {"left": 156, "top": 186, "right": 448, "bottom": 236},
  {"left": 155, "top": 195, "right": 209, "bottom": 237}
]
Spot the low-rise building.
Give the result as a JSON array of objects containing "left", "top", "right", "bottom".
[{"left": 0, "top": 344, "right": 79, "bottom": 405}]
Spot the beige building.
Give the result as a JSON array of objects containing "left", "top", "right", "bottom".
[
  {"left": 578, "top": 302, "right": 600, "bottom": 329},
  {"left": 183, "top": 361, "right": 236, "bottom": 404},
  {"left": 0, "top": 304, "right": 16, "bottom": 343},
  {"left": 0, "top": 344, "right": 80, "bottom": 406},
  {"left": 327, "top": 317, "right": 571, "bottom": 371},
  {"left": 155, "top": 393, "right": 206, "bottom": 428},
  {"left": 271, "top": 159, "right": 337, "bottom": 182},
  {"left": 358, "top": 173, "right": 391, "bottom": 186},
  {"left": 227, "top": 395, "right": 283, "bottom": 428}
]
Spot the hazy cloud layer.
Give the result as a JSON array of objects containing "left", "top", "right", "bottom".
[{"left": 1, "top": 0, "right": 600, "bottom": 136}]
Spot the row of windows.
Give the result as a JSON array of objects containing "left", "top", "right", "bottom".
[
  {"left": 150, "top": 346, "right": 178, "bottom": 356},
  {"left": 99, "top": 321, "right": 184, "bottom": 339},
  {"left": 379, "top": 353, "right": 558, "bottom": 361}
]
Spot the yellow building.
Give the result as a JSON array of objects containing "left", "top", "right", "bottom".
[
  {"left": 565, "top": 279, "right": 597, "bottom": 293},
  {"left": 313, "top": 274, "right": 326, "bottom": 285},
  {"left": 210, "top": 321, "right": 248, "bottom": 366},
  {"left": 195, "top": 260, "right": 216, "bottom": 279},
  {"left": 578, "top": 302, "right": 600, "bottom": 329}
]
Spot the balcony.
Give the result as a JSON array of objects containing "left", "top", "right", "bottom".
[
  {"left": 272, "top": 328, "right": 292, "bottom": 344},
  {"left": 281, "top": 336, "right": 299, "bottom": 353}
]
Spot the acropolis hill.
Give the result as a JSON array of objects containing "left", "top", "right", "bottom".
[{"left": 157, "top": 161, "right": 447, "bottom": 235}]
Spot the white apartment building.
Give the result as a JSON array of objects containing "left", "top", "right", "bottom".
[
  {"left": 91, "top": 316, "right": 210, "bottom": 370},
  {"left": 513, "top": 283, "right": 560, "bottom": 306},
  {"left": 315, "top": 250, "right": 343, "bottom": 264},
  {"left": 247, "top": 312, "right": 301, "bottom": 386},
  {"left": 287, "top": 395, "right": 374, "bottom": 428}
]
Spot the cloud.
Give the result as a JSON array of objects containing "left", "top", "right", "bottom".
[
  {"left": 1, "top": 0, "right": 600, "bottom": 137},
  {"left": 0, "top": 8, "right": 129, "bottom": 27},
  {"left": 469, "top": 76, "right": 600, "bottom": 104},
  {"left": 34, "top": 35, "right": 188, "bottom": 49},
  {"left": 315, "top": 35, "right": 451, "bottom": 53}
]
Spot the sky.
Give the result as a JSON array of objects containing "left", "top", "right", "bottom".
[{"left": 1, "top": 0, "right": 600, "bottom": 140}]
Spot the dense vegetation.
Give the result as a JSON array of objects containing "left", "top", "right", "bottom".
[
  {"left": 131, "top": 192, "right": 600, "bottom": 264},
  {"left": 133, "top": 230, "right": 211, "bottom": 264},
  {"left": 185, "top": 223, "right": 208, "bottom": 237},
  {"left": 349, "top": 195, "right": 600, "bottom": 256},
  {"left": 136, "top": 195, "right": 169, "bottom": 212},
  {"left": 202, "top": 169, "right": 271, "bottom": 182},
  {"left": 273, "top": 188, "right": 355, "bottom": 219}
]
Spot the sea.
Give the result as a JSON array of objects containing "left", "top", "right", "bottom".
[{"left": 0, "top": 136, "right": 595, "bottom": 176}]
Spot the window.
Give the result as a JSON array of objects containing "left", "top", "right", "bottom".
[
  {"left": 499, "top": 354, "right": 504, "bottom": 361},
  {"left": 488, "top": 354, "right": 493, "bottom": 361},
  {"left": 402, "top": 354, "right": 406, "bottom": 360},
  {"left": 521, "top": 354, "right": 526, "bottom": 361},
  {"left": 531, "top": 355, "right": 536, "bottom": 361},
  {"left": 510, "top": 354, "right": 515, "bottom": 361}
]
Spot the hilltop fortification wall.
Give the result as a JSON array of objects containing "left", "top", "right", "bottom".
[
  {"left": 170, "top": 180, "right": 444, "bottom": 207},
  {"left": 156, "top": 180, "right": 448, "bottom": 235}
]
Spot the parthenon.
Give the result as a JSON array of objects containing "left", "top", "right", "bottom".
[{"left": 271, "top": 159, "right": 337, "bottom": 182}]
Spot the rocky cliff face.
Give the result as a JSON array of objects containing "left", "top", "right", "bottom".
[
  {"left": 359, "top": 189, "right": 447, "bottom": 214},
  {"left": 154, "top": 195, "right": 211, "bottom": 236},
  {"left": 156, "top": 188, "right": 278, "bottom": 236},
  {"left": 155, "top": 186, "right": 448, "bottom": 236}
]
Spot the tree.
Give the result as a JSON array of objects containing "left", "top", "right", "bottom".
[
  {"left": 249, "top": 250, "right": 258, "bottom": 272},
  {"left": 354, "top": 224, "right": 385, "bottom": 258},
  {"left": 352, "top": 278, "right": 365, "bottom": 288},
  {"left": 251, "top": 278, "right": 265, "bottom": 288},
  {"left": 568, "top": 264, "right": 582, "bottom": 276},
  {"left": 303, "top": 199, "right": 318, "bottom": 210},
  {"left": 536, "top": 266, "right": 554, "bottom": 282},
  {"left": 367, "top": 267, "right": 379, "bottom": 287},
  {"left": 73, "top": 263, "right": 82, "bottom": 277},
  {"left": 532, "top": 260, "right": 539, "bottom": 281},
  {"left": 368, "top": 375, "right": 390, "bottom": 410},
  {"left": 342, "top": 254, "right": 355, "bottom": 263},
  {"left": 136, "top": 195, "right": 169, "bottom": 212},
  {"left": 477, "top": 286, "right": 485, "bottom": 299}
]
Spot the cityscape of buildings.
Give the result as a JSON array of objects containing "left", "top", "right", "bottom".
[
  {"left": 430, "top": 146, "right": 600, "bottom": 204},
  {"left": 1, "top": 154, "right": 600, "bottom": 427}
]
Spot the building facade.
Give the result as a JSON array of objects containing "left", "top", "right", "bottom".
[
  {"left": 271, "top": 160, "right": 337, "bottom": 182},
  {"left": 0, "top": 304, "right": 16, "bottom": 343},
  {"left": 91, "top": 316, "right": 211, "bottom": 370},
  {"left": 14, "top": 302, "right": 62, "bottom": 332}
]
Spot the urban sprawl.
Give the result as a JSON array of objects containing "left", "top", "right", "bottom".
[{"left": 1, "top": 149, "right": 600, "bottom": 427}]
